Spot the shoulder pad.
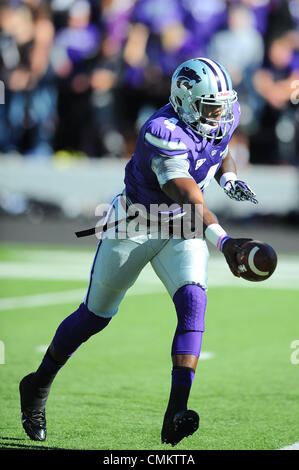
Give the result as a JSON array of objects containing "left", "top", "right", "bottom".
[{"left": 144, "top": 117, "right": 190, "bottom": 157}]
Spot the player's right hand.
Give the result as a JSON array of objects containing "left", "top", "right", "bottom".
[{"left": 221, "top": 237, "right": 253, "bottom": 277}]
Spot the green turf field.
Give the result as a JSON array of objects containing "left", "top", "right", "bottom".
[{"left": 0, "top": 243, "right": 299, "bottom": 450}]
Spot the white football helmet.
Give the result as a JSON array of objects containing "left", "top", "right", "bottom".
[{"left": 170, "top": 58, "right": 238, "bottom": 139}]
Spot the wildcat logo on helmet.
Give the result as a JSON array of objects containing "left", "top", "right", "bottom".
[{"left": 176, "top": 67, "right": 202, "bottom": 90}]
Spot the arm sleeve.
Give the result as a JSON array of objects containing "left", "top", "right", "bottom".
[
  {"left": 151, "top": 154, "right": 192, "bottom": 187},
  {"left": 221, "top": 145, "right": 229, "bottom": 159}
]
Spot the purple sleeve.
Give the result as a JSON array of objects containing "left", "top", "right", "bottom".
[
  {"left": 290, "top": 52, "right": 299, "bottom": 73},
  {"left": 231, "top": 101, "right": 241, "bottom": 136},
  {"left": 131, "top": 0, "right": 184, "bottom": 33},
  {"left": 251, "top": 5, "right": 271, "bottom": 35}
]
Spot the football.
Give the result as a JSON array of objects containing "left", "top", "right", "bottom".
[{"left": 236, "top": 240, "right": 277, "bottom": 282}]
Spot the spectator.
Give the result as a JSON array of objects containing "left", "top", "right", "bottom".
[
  {"left": 181, "top": 0, "right": 228, "bottom": 57},
  {"left": 120, "top": 0, "right": 228, "bottom": 155},
  {"left": 120, "top": 0, "right": 187, "bottom": 155},
  {"left": 0, "top": 0, "right": 297, "bottom": 165},
  {"left": 209, "top": 4, "right": 265, "bottom": 134},
  {"left": 238, "top": 0, "right": 273, "bottom": 36},
  {"left": 225, "top": 1, "right": 292, "bottom": 37},
  {"left": 208, "top": 5, "right": 265, "bottom": 166},
  {"left": 88, "top": 0, "right": 135, "bottom": 157},
  {"left": 51, "top": 0, "right": 101, "bottom": 156},
  {"left": 251, "top": 31, "right": 299, "bottom": 164},
  {"left": 288, "top": 0, "right": 299, "bottom": 31},
  {"left": 0, "top": 1, "right": 56, "bottom": 157}
]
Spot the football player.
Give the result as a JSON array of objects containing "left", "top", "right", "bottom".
[{"left": 19, "top": 58, "right": 257, "bottom": 446}]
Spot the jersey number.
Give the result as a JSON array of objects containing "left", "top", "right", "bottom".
[{"left": 198, "top": 164, "right": 219, "bottom": 190}]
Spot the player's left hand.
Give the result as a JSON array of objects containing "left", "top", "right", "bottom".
[
  {"left": 222, "top": 237, "right": 253, "bottom": 277},
  {"left": 224, "top": 180, "right": 258, "bottom": 204}
]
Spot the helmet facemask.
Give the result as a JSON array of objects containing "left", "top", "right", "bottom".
[
  {"left": 172, "top": 91, "right": 238, "bottom": 140},
  {"left": 192, "top": 92, "right": 237, "bottom": 139}
]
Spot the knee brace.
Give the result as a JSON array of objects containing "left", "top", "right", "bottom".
[
  {"left": 52, "top": 302, "right": 111, "bottom": 358},
  {"left": 171, "top": 284, "right": 207, "bottom": 358}
]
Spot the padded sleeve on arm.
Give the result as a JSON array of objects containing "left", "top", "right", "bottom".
[{"left": 151, "top": 154, "right": 192, "bottom": 187}]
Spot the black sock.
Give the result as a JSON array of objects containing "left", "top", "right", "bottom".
[
  {"left": 165, "top": 366, "right": 195, "bottom": 418},
  {"left": 32, "top": 348, "right": 65, "bottom": 391}
]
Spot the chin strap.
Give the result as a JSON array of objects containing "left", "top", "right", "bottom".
[{"left": 198, "top": 122, "right": 217, "bottom": 136}]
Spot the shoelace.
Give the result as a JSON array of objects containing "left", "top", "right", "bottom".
[{"left": 24, "top": 407, "right": 46, "bottom": 426}]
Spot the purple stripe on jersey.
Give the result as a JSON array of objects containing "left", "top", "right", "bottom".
[
  {"left": 85, "top": 193, "right": 121, "bottom": 303},
  {"left": 85, "top": 240, "right": 102, "bottom": 306}
]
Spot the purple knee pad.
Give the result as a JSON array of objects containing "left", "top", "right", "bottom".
[
  {"left": 171, "top": 284, "right": 207, "bottom": 358},
  {"left": 52, "top": 302, "right": 111, "bottom": 358}
]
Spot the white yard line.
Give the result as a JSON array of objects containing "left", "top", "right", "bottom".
[
  {"left": 0, "top": 255, "right": 298, "bottom": 288},
  {"left": 0, "top": 284, "right": 165, "bottom": 311},
  {"left": 0, "top": 289, "right": 86, "bottom": 310},
  {"left": 199, "top": 351, "right": 215, "bottom": 360},
  {"left": 0, "top": 262, "right": 90, "bottom": 280},
  {"left": 279, "top": 442, "right": 299, "bottom": 450},
  {"left": 0, "top": 251, "right": 298, "bottom": 311},
  {"left": 35, "top": 345, "right": 49, "bottom": 353}
]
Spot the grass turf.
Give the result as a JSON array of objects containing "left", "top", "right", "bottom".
[{"left": 0, "top": 244, "right": 299, "bottom": 450}]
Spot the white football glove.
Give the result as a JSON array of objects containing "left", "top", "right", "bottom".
[{"left": 224, "top": 180, "right": 258, "bottom": 204}]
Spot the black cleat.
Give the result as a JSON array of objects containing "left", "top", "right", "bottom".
[
  {"left": 161, "top": 409, "right": 199, "bottom": 446},
  {"left": 19, "top": 373, "right": 47, "bottom": 441}
]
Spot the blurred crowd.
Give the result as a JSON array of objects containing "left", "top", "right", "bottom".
[{"left": 0, "top": 0, "right": 298, "bottom": 166}]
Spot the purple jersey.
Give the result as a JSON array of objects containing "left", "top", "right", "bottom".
[
  {"left": 132, "top": 0, "right": 183, "bottom": 34},
  {"left": 55, "top": 24, "right": 100, "bottom": 64},
  {"left": 181, "top": 0, "right": 228, "bottom": 56},
  {"left": 124, "top": 102, "right": 240, "bottom": 210}
]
